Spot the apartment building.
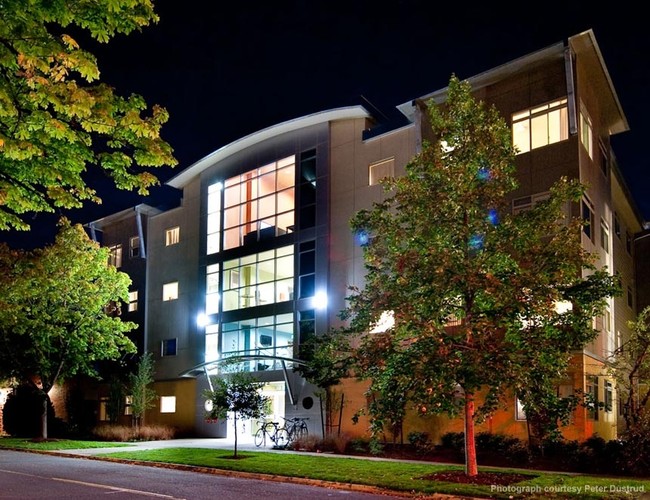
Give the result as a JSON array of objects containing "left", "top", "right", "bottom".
[{"left": 84, "top": 29, "right": 645, "bottom": 442}]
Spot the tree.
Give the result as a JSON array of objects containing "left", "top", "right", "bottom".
[
  {"left": 610, "top": 306, "right": 650, "bottom": 429},
  {"left": 0, "top": 218, "right": 137, "bottom": 438},
  {"left": 128, "top": 352, "right": 157, "bottom": 428},
  {"left": 204, "top": 371, "right": 270, "bottom": 458},
  {"left": 0, "top": 0, "right": 177, "bottom": 231},
  {"left": 338, "top": 75, "right": 617, "bottom": 476}
]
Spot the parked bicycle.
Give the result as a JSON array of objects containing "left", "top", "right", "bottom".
[
  {"left": 254, "top": 420, "right": 289, "bottom": 448},
  {"left": 281, "top": 416, "right": 309, "bottom": 444}
]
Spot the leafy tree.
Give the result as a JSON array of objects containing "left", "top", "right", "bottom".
[
  {"left": 106, "top": 375, "right": 127, "bottom": 425},
  {"left": 204, "top": 371, "right": 270, "bottom": 458},
  {"left": 0, "top": 0, "right": 177, "bottom": 231},
  {"left": 337, "top": 76, "right": 617, "bottom": 476},
  {"left": 128, "top": 352, "right": 157, "bottom": 428},
  {"left": 610, "top": 306, "right": 650, "bottom": 429},
  {"left": 0, "top": 218, "right": 137, "bottom": 438}
]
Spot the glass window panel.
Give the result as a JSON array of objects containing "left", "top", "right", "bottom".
[
  {"left": 258, "top": 249, "right": 274, "bottom": 261},
  {"left": 224, "top": 207, "right": 239, "bottom": 229},
  {"left": 224, "top": 228, "right": 240, "bottom": 250},
  {"left": 276, "top": 278, "right": 294, "bottom": 302},
  {"left": 258, "top": 172, "right": 276, "bottom": 197},
  {"left": 207, "top": 263, "right": 219, "bottom": 274},
  {"left": 206, "top": 293, "right": 219, "bottom": 314},
  {"left": 276, "top": 255, "right": 294, "bottom": 279},
  {"left": 241, "top": 176, "right": 257, "bottom": 201},
  {"left": 299, "top": 251, "right": 315, "bottom": 274},
  {"left": 277, "top": 211, "right": 295, "bottom": 234},
  {"left": 547, "top": 109, "right": 562, "bottom": 144},
  {"left": 277, "top": 188, "right": 295, "bottom": 213},
  {"left": 530, "top": 104, "right": 549, "bottom": 114},
  {"left": 277, "top": 155, "right": 295, "bottom": 168},
  {"left": 559, "top": 107, "right": 568, "bottom": 140},
  {"left": 241, "top": 254, "right": 256, "bottom": 265},
  {"left": 162, "top": 282, "right": 178, "bottom": 301},
  {"left": 300, "top": 275, "right": 315, "bottom": 298},
  {"left": 512, "top": 121, "right": 530, "bottom": 154},
  {"left": 207, "top": 234, "right": 220, "bottom": 255},
  {"left": 224, "top": 175, "right": 239, "bottom": 187},
  {"left": 222, "top": 290, "right": 239, "bottom": 311},
  {"left": 240, "top": 264, "right": 256, "bottom": 286},
  {"left": 224, "top": 185, "right": 240, "bottom": 207},
  {"left": 258, "top": 259, "right": 275, "bottom": 283},
  {"left": 277, "top": 165, "right": 295, "bottom": 190},
  {"left": 207, "top": 273, "right": 219, "bottom": 294},
  {"left": 276, "top": 245, "right": 293, "bottom": 257},
  {"left": 258, "top": 194, "right": 276, "bottom": 220},
  {"left": 207, "top": 213, "right": 220, "bottom": 234},
  {"left": 512, "top": 110, "right": 529, "bottom": 121},
  {"left": 259, "top": 162, "right": 275, "bottom": 175},
  {"left": 205, "top": 334, "right": 219, "bottom": 362},
  {"left": 257, "top": 282, "right": 274, "bottom": 304},
  {"left": 222, "top": 329, "right": 239, "bottom": 353},
  {"left": 530, "top": 115, "right": 547, "bottom": 149}
]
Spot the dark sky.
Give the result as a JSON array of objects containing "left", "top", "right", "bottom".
[{"left": 3, "top": 2, "right": 648, "bottom": 249}]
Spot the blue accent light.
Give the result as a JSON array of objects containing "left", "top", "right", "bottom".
[
  {"left": 469, "top": 234, "right": 484, "bottom": 251},
  {"left": 477, "top": 167, "right": 491, "bottom": 181},
  {"left": 356, "top": 230, "right": 370, "bottom": 246},
  {"left": 487, "top": 209, "right": 499, "bottom": 225}
]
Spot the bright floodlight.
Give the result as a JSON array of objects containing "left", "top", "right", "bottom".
[
  {"left": 196, "top": 313, "right": 209, "bottom": 327},
  {"left": 313, "top": 290, "right": 328, "bottom": 309}
]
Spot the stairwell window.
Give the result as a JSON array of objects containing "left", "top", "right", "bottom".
[
  {"left": 582, "top": 198, "right": 595, "bottom": 242},
  {"left": 369, "top": 157, "right": 395, "bottom": 186},
  {"left": 163, "top": 281, "right": 179, "bottom": 301},
  {"left": 160, "top": 396, "right": 176, "bottom": 413},
  {"left": 512, "top": 98, "right": 568, "bottom": 154},
  {"left": 161, "top": 338, "right": 177, "bottom": 356},
  {"left": 580, "top": 108, "right": 594, "bottom": 160},
  {"left": 128, "top": 290, "right": 138, "bottom": 312},
  {"left": 165, "top": 226, "right": 180, "bottom": 246},
  {"left": 108, "top": 244, "right": 122, "bottom": 268},
  {"left": 129, "top": 236, "right": 140, "bottom": 258}
]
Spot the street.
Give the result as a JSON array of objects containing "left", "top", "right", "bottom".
[{"left": 0, "top": 450, "right": 408, "bottom": 499}]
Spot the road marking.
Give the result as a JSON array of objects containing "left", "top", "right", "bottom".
[
  {"left": 53, "top": 477, "right": 185, "bottom": 499},
  {"left": 0, "top": 469, "right": 183, "bottom": 499}
]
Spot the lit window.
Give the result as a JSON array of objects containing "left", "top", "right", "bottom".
[
  {"left": 165, "top": 227, "right": 180, "bottom": 246},
  {"left": 512, "top": 99, "right": 568, "bottom": 154},
  {"left": 587, "top": 376, "right": 599, "bottom": 421},
  {"left": 160, "top": 396, "right": 176, "bottom": 413},
  {"left": 128, "top": 290, "right": 138, "bottom": 312},
  {"left": 599, "top": 143, "right": 609, "bottom": 177},
  {"left": 222, "top": 155, "right": 295, "bottom": 250},
  {"left": 511, "top": 192, "right": 550, "bottom": 214},
  {"left": 129, "top": 236, "right": 140, "bottom": 258},
  {"left": 369, "top": 157, "right": 395, "bottom": 186},
  {"left": 222, "top": 246, "right": 294, "bottom": 311},
  {"left": 98, "top": 397, "right": 109, "bottom": 421},
  {"left": 582, "top": 198, "right": 594, "bottom": 242},
  {"left": 515, "top": 397, "right": 526, "bottom": 421},
  {"left": 163, "top": 282, "right": 178, "bottom": 301},
  {"left": 604, "top": 381, "right": 613, "bottom": 413},
  {"left": 600, "top": 219, "right": 609, "bottom": 253},
  {"left": 580, "top": 109, "right": 594, "bottom": 160},
  {"left": 222, "top": 313, "right": 293, "bottom": 371},
  {"left": 614, "top": 212, "right": 621, "bottom": 239},
  {"left": 108, "top": 244, "right": 122, "bottom": 268},
  {"left": 205, "top": 324, "right": 219, "bottom": 363},
  {"left": 206, "top": 264, "right": 220, "bottom": 315},
  {"left": 161, "top": 338, "right": 177, "bottom": 356},
  {"left": 207, "top": 182, "right": 223, "bottom": 255},
  {"left": 124, "top": 395, "right": 133, "bottom": 416}
]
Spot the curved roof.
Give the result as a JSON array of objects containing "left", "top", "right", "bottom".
[{"left": 167, "top": 106, "right": 370, "bottom": 189}]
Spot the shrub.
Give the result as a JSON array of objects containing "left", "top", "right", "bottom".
[
  {"left": 440, "top": 431, "right": 465, "bottom": 452},
  {"left": 407, "top": 431, "right": 433, "bottom": 454},
  {"left": 290, "top": 434, "right": 321, "bottom": 452},
  {"left": 92, "top": 424, "right": 176, "bottom": 442},
  {"left": 348, "top": 437, "right": 371, "bottom": 453},
  {"left": 2, "top": 385, "right": 63, "bottom": 438}
]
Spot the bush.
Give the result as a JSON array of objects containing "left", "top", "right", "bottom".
[
  {"left": 91, "top": 424, "right": 176, "bottom": 442},
  {"left": 619, "top": 413, "right": 650, "bottom": 476},
  {"left": 407, "top": 431, "right": 433, "bottom": 454},
  {"left": 440, "top": 431, "right": 465, "bottom": 452},
  {"left": 2, "top": 385, "right": 65, "bottom": 438}
]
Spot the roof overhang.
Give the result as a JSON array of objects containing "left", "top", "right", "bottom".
[{"left": 167, "top": 106, "right": 371, "bottom": 189}]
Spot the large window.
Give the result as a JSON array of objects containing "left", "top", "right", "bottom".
[
  {"left": 512, "top": 98, "right": 568, "bottom": 154},
  {"left": 108, "top": 244, "right": 122, "bottom": 268},
  {"left": 223, "top": 156, "right": 295, "bottom": 250},
  {"left": 207, "top": 182, "right": 223, "bottom": 255},
  {"left": 221, "top": 313, "right": 293, "bottom": 371},
  {"left": 580, "top": 108, "right": 594, "bottom": 159},
  {"left": 222, "top": 246, "right": 293, "bottom": 311}
]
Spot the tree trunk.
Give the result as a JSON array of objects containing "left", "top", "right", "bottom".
[
  {"left": 464, "top": 393, "right": 478, "bottom": 476},
  {"left": 233, "top": 413, "right": 238, "bottom": 458},
  {"left": 39, "top": 391, "right": 48, "bottom": 440}
]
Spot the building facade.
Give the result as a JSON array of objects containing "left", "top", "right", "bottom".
[{"left": 82, "top": 30, "right": 646, "bottom": 443}]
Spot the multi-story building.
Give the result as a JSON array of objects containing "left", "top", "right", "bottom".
[{"left": 83, "top": 29, "right": 646, "bottom": 443}]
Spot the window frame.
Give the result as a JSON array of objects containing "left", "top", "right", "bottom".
[
  {"left": 512, "top": 98, "right": 568, "bottom": 154},
  {"left": 162, "top": 281, "right": 179, "bottom": 301},
  {"left": 165, "top": 226, "right": 180, "bottom": 246}
]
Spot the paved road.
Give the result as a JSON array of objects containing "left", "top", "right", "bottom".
[{"left": 0, "top": 449, "right": 411, "bottom": 499}]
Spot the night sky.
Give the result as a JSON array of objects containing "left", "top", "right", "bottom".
[{"left": 3, "top": 2, "right": 648, "bottom": 249}]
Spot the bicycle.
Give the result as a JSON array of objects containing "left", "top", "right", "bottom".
[
  {"left": 254, "top": 420, "right": 289, "bottom": 448},
  {"left": 281, "top": 416, "right": 309, "bottom": 444}
]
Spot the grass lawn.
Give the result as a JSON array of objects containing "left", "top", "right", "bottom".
[
  {"left": 0, "top": 437, "right": 129, "bottom": 450},
  {"left": 1, "top": 439, "right": 648, "bottom": 498}
]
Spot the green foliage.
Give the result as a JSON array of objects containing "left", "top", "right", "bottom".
[
  {"left": 334, "top": 75, "right": 618, "bottom": 473},
  {"left": 0, "top": 218, "right": 137, "bottom": 392},
  {"left": 2, "top": 385, "right": 58, "bottom": 437},
  {"left": 128, "top": 352, "right": 157, "bottom": 427},
  {"left": 106, "top": 376, "right": 126, "bottom": 424},
  {"left": 609, "top": 306, "right": 650, "bottom": 429},
  {"left": 204, "top": 371, "right": 270, "bottom": 457},
  {"left": 0, "top": 0, "right": 177, "bottom": 231}
]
